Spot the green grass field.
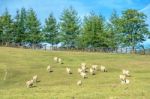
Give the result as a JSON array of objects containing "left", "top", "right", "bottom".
[{"left": 0, "top": 47, "right": 150, "bottom": 99}]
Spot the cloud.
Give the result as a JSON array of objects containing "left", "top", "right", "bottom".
[
  {"left": 0, "top": 0, "right": 150, "bottom": 26},
  {"left": 140, "top": 4, "right": 150, "bottom": 29}
]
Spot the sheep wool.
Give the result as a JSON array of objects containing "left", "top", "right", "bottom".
[{"left": 77, "top": 80, "right": 82, "bottom": 86}]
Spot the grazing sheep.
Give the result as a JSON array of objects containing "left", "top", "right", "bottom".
[
  {"left": 81, "top": 63, "right": 86, "bottom": 67},
  {"left": 78, "top": 68, "right": 83, "bottom": 73},
  {"left": 119, "top": 74, "right": 126, "bottom": 81},
  {"left": 58, "top": 58, "right": 63, "bottom": 64},
  {"left": 33, "top": 75, "right": 38, "bottom": 83},
  {"left": 53, "top": 57, "right": 58, "bottom": 63},
  {"left": 80, "top": 72, "right": 87, "bottom": 79},
  {"left": 47, "top": 65, "right": 53, "bottom": 72},
  {"left": 81, "top": 67, "right": 87, "bottom": 72},
  {"left": 100, "top": 65, "right": 107, "bottom": 72},
  {"left": 122, "top": 69, "right": 130, "bottom": 76},
  {"left": 66, "top": 67, "right": 72, "bottom": 74},
  {"left": 121, "top": 79, "right": 130, "bottom": 84},
  {"left": 81, "top": 63, "right": 87, "bottom": 72},
  {"left": 92, "top": 65, "right": 98, "bottom": 71},
  {"left": 26, "top": 79, "right": 34, "bottom": 88},
  {"left": 89, "top": 68, "right": 96, "bottom": 75},
  {"left": 77, "top": 80, "right": 82, "bottom": 86}
]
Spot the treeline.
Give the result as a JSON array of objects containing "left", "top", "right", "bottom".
[{"left": 0, "top": 7, "right": 149, "bottom": 52}]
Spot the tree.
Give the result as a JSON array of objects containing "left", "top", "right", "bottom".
[
  {"left": 0, "top": 9, "right": 13, "bottom": 46},
  {"left": 13, "top": 8, "right": 27, "bottom": 44},
  {"left": 26, "top": 8, "right": 42, "bottom": 47},
  {"left": 0, "top": 16, "right": 3, "bottom": 44},
  {"left": 60, "top": 6, "right": 80, "bottom": 48},
  {"left": 43, "top": 13, "right": 59, "bottom": 46},
  {"left": 119, "top": 9, "right": 149, "bottom": 53},
  {"left": 106, "top": 10, "right": 121, "bottom": 49},
  {"left": 82, "top": 12, "right": 107, "bottom": 49}
]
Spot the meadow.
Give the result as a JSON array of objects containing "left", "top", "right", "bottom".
[{"left": 0, "top": 47, "right": 150, "bottom": 99}]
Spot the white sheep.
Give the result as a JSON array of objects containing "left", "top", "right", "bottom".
[
  {"left": 58, "top": 58, "right": 63, "bottom": 64},
  {"left": 122, "top": 69, "right": 130, "bottom": 76},
  {"left": 33, "top": 75, "right": 38, "bottom": 83},
  {"left": 81, "top": 63, "right": 86, "bottom": 67},
  {"left": 100, "top": 65, "right": 107, "bottom": 72},
  {"left": 66, "top": 67, "right": 72, "bottom": 74},
  {"left": 119, "top": 74, "right": 126, "bottom": 81},
  {"left": 77, "top": 80, "right": 82, "bottom": 86},
  {"left": 89, "top": 68, "right": 96, "bottom": 75},
  {"left": 92, "top": 65, "right": 98, "bottom": 71},
  {"left": 78, "top": 68, "right": 83, "bottom": 73},
  {"left": 121, "top": 79, "right": 130, "bottom": 84},
  {"left": 47, "top": 65, "right": 52, "bottom": 72},
  {"left": 81, "top": 63, "right": 87, "bottom": 72},
  {"left": 53, "top": 57, "right": 58, "bottom": 63},
  {"left": 26, "top": 79, "right": 34, "bottom": 88},
  {"left": 80, "top": 72, "right": 87, "bottom": 79},
  {"left": 81, "top": 67, "right": 86, "bottom": 73}
]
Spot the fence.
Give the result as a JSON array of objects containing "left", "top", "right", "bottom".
[{"left": 1, "top": 43, "right": 150, "bottom": 55}]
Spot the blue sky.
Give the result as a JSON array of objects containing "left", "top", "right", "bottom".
[
  {"left": 0, "top": 0, "right": 150, "bottom": 25},
  {"left": 0, "top": 0, "right": 150, "bottom": 47}
]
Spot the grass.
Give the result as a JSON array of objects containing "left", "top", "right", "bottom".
[{"left": 0, "top": 47, "right": 150, "bottom": 99}]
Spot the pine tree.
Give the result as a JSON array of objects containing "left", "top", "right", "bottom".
[
  {"left": 1, "top": 9, "right": 13, "bottom": 46},
  {"left": 26, "top": 8, "right": 42, "bottom": 47},
  {"left": 82, "top": 12, "right": 106, "bottom": 48},
  {"left": 13, "top": 8, "right": 27, "bottom": 44},
  {"left": 60, "top": 7, "right": 80, "bottom": 48},
  {"left": 43, "top": 13, "right": 59, "bottom": 47},
  {"left": 106, "top": 10, "right": 121, "bottom": 49}
]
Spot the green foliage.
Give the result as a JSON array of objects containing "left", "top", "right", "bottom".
[
  {"left": 13, "top": 8, "right": 27, "bottom": 43},
  {"left": 0, "top": 9, "right": 13, "bottom": 45},
  {"left": 43, "top": 13, "right": 59, "bottom": 45},
  {"left": 60, "top": 6, "right": 81, "bottom": 48},
  {"left": 82, "top": 12, "right": 107, "bottom": 48},
  {"left": 26, "top": 8, "right": 42, "bottom": 44},
  {"left": 0, "top": 8, "right": 150, "bottom": 49},
  {"left": 106, "top": 10, "right": 121, "bottom": 49},
  {"left": 119, "top": 9, "right": 149, "bottom": 50}
]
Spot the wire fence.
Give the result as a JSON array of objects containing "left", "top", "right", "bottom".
[{"left": 1, "top": 43, "right": 150, "bottom": 55}]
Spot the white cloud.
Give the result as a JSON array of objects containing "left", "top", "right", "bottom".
[{"left": 140, "top": 4, "right": 150, "bottom": 29}]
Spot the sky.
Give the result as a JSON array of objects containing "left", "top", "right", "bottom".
[
  {"left": 0, "top": 0, "right": 150, "bottom": 47},
  {"left": 0, "top": 0, "right": 150, "bottom": 25}
]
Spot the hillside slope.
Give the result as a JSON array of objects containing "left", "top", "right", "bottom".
[{"left": 0, "top": 47, "right": 150, "bottom": 99}]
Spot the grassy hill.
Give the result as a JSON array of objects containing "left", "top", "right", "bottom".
[{"left": 0, "top": 47, "right": 150, "bottom": 99}]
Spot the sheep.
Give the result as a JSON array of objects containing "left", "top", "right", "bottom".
[
  {"left": 47, "top": 65, "right": 53, "bottom": 72},
  {"left": 77, "top": 80, "right": 82, "bottom": 86},
  {"left": 92, "top": 65, "right": 98, "bottom": 71},
  {"left": 78, "top": 68, "right": 83, "bottom": 73},
  {"left": 80, "top": 67, "right": 86, "bottom": 73},
  {"left": 80, "top": 72, "right": 87, "bottom": 79},
  {"left": 81, "top": 63, "right": 86, "bottom": 67},
  {"left": 122, "top": 69, "right": 130, "bottom": 77},
  {"left": 100, "top": 65, "right": 107, "bottom": 72},
  {"left": 89, "top": 68, "right": 96, "bottom": 75},
  {"left": 53, "top": 57, "right": 58, "bottom": 63},
  {"left": 81, "top": 63, "right": 87, "bottom": 72},
  {"left": 119, "top": 74, "right": 126, "bottom": 81},
  {"left": 58, "top": 58, "right": 63, "bottom": 64},
  {"left": 66, "top": 67, "right": 72, "bottom": 74},
  {"left": 121, "top": 79, "right": 130, "bottom": 84},
  {"left": 33, "top": 75, "right": 38, "bottom": 83},
  {"left": 26, "top": 79, "right": 34, "bottom": 88}
]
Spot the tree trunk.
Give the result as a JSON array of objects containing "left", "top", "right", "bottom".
[
  {"left": 131, "top": 46, "right": 136, "bottom": 54},
  {"left": 141, "top": 46, "right": 145, "bottom": 55}
]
